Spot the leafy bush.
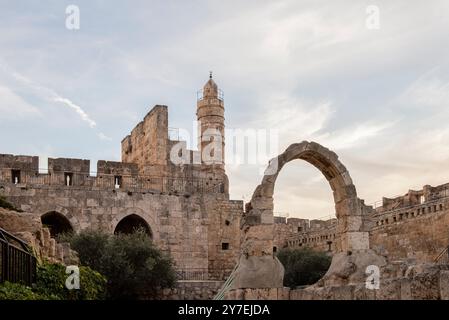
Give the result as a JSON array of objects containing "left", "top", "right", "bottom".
[
  {"left": 66, "top": 229, "right": 176, "bottom": 299},
  {"left": 58, "top": 230, "right": 107, "bottom": 267},
  {"left": 0, "top": 263, "right": 106, "bottom": 300},
  {"left": 0, "top": 281, "right": 53, "bottom": 300},
  {"left": 35, "top": 262, "right": 106, "bottom": 300},
  {"left": 276, "top": 247, "right": 332, "bottom": 288}
]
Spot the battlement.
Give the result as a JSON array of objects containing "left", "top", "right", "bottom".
[{"left": 0, "top": 154, "right": 225, "bottom": 195}]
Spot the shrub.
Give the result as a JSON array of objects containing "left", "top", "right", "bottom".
[
  {"left": 276, "top": 247, "right": 332, "bottom": 288},
  {"left": 0, "top": 282, "right": 53, "bottom": 300},
  {"left": 58, "top": 230, "right": 108, "bottom": 267},
  {"left": 35, "top": 262, "right": 106, "bottom": 300},
  {"left": 66, "top": 229, "right": 176, "bottom": 299}
]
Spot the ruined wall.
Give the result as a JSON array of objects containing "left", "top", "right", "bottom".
[
  {"left": 0, "top": 208, "right": 78, "bottom": 265},
  {"left": 121, "top": 105, "right": 169, "bottom": 175},
  {"left": 225, "top": 264, "right": 449, "bottom": 300},
  {"left": 273, "top": 183, "right": 449, "bottom": 264},
  {"left": 274, "top": 217, "right": 337, "bottom": 252}
]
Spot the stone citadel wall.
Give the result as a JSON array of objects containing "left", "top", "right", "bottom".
[
  {"left": 0, "top": 89, "right": 241, "bottom": 281},
  {"left": 274, "top": 183, "right": 449, "bottom": 264}
]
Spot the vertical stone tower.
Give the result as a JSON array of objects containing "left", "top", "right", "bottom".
[{"left": 197, "top": 73, "right": 225, "bottom": 172}]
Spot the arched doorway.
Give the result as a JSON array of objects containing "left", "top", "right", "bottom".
[
  {"left": 114, "top": 214, "right": 152, "bottom": 238},
  {"left": 41, "top": 211, "right": 74, "bottom": 237}
]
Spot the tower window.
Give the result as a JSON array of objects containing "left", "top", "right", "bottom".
[
  {"left": 297, "top": 226, "right": 302, "bottom": 232},
  {"left": 221, "top": 243, "right": 229, "bottom": 250},
  {"left": 114, "top": 176, "right": 122, "bottom": 189},
  {"left": 64, "top": 172, "right": 73, "bottom": 186},
  {"left": 420, "top": 195, "right": 425, "bottom": 204},
  {"left": 11, "top": 170, "right": 21, "bottom": 184},
  {"left": 273, "top": 246, "right": 277, "bottom": 253},
  {"left": 225, "top": 220, "right": 230, "bottom": 226}
]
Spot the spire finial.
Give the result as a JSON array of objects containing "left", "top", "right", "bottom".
[{"left": 209, "top": 71, "right": 213, "bottom": 79}]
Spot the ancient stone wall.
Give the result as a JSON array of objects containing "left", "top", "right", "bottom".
[
  {"left": 370, "top": 196, "right": 449, "bottom": 263},
  {"left": 155, "top": 280, "right": 224, "bottom": 300},
  {"left": 121, "top": 105, "right": 169, "bottom": 175},
  {"left": 274, "top": 217, "right": 337, "bottom": 252},
  {"left": 273, "top": 182, "right": 449, "bottom": 265},
  {"left": 0, "top": 181, "right": 242, "bottom": 279}
]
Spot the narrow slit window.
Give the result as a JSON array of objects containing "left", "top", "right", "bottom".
[
  {"left": 114, "top": 176, "right": 122, "bottom": 189},
  {"left": 11, "top": 170, "right": 21, "bottom": 184},
  {"left": 64, "top": 172, "right": 73, "bottom": 186}
]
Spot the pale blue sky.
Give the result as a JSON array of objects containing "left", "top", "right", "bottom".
[{"left": 1, "top": 1, "right": 449, "bottom": 219}]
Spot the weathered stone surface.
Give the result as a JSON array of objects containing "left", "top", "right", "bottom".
[
  {"left": 0, "top": 208, "right": 78, "bottom": 265},
  {"left": 231, "top": 255, "right": 284, "bottom": 289}
]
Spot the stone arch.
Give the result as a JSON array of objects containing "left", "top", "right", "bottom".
[
  {"left": 232, "top": 141, "right": 380, "bottom": 290},
  {"left": 244, "top": 141, "right": 368, "bottom": 254},
  {"left": 114, "top": 214, "right": 153, "bottom": 238},
  {"left": 41, "top": 211, "right": 74, "bottom": 237}
]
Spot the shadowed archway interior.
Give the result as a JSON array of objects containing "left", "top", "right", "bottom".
[
  {"left": 114, "top": 214, "right": 153, "bottom": 238},
  {"left": 41, "top": 211, "right": 74, "bottom": 237}
]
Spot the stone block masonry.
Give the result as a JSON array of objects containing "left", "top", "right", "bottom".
[{"left": 273, "top": 182, "right": 449, "bottom": 265}]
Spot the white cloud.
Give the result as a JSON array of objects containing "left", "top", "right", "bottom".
[
  {"left": 316, "top": 121, "right": 395, "bottom": 150},
  {"left": 98, "top": 132, "right": 112, "bottom": 141},
  {"left": 53, "top": 96, "right": 96, "bottom": 128},
  {"left": 0, "top": 85, "right": 40, "bottom": 119}
]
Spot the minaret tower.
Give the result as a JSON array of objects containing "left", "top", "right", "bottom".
[{"left": 197, "top": 72, "right": 225, "bottom": 172}]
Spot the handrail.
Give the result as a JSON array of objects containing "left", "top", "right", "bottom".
[
  {"left": 0, "top": 227, "right": 31, "bottom": 252},
  {"left": 434, "top": 246, "right": 449, "bottom": 264},
  {"left": 175, "top": 268, "right": 209, "bottom": 281},
  {"left": 213, "top": 260, "right": 240, "bottom": 300},
  {"left": 0, "top": 227, "right": 37, "bottom": 286}
]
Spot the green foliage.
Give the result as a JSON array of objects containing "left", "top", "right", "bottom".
[
  {"left": 0, "top": 282, "right": 53, "bottom": 300},
  {"left": 0, "top": 196, "right": 22, "bottom": 212},
  {"left": 0, "top": 263, "right": 106, "bottom": 300},
  {"left": 58, "top": 230, "right": 107, "bottom": 267},
  {"left": 276, "top": 247, "right": 332, "bottom": 288},
  {"left": 34, "top": 262, "right": 106, "bottom": 300},
  {"left": 66, "top": 229, "right": 176, "bottom": 299}
]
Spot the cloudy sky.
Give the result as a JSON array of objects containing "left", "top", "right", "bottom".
[{"left": 1, "top": 1, "right": 449, "bottom": 220}]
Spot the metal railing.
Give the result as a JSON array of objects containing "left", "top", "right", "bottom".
[
  {"left": 213, "top": 261, "right": 240, "bottom": 300},
  {"left": 434, "top": 246, "right": 449, "bottom": 265},
  {"left": 175, "top": 268, "right": 210, "bottom": 281},
  {"left": 0, "top": 227, "right": 37, "bottom": 286},
  {"left": 196, "top": 89, "right": 224, "bottom": 101}
]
